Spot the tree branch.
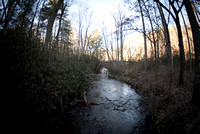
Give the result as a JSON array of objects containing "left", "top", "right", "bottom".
[
  {"left": 154, "top": 1, "right": 176, "bottom": 21},
  {"left": 177, "top": 2, "right": 184, "bottom": 13}
]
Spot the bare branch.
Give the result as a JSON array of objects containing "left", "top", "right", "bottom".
[
  {"left": 177, "top": 2, "right": 184, "bottom": 13},
  {"left": 154, "top": 1, "right": 176, "bottom": 21}
]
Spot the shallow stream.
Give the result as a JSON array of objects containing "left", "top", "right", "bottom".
[{"left": 67, "top": 68, "right": 147, "bottom": 134}]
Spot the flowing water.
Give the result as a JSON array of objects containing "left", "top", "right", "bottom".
[{"left": 68, "top": 68, "right": 146, "bottom": 134}]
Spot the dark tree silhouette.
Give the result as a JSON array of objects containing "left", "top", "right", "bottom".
[
  {"left": 154, "top": 0, "right": 185, "bottom": 86},
  {"left": 183, "top": 0, "right": 200, "bottom": 105}
]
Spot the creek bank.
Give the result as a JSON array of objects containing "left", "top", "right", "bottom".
[{"left": 107, "top": 65, "right": 199, "bottom": 134}]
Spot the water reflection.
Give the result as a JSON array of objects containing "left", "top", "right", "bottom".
[{"left": 68, "top": 68, "right": 145, "bottom": 134}]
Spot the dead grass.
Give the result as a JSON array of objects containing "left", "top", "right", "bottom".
[{"left": 108, "top": 62, "right": 199, "bottom": 133}]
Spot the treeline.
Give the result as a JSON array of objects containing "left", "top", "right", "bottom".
[
  {"left": 105, "top": 0, "right": 200, "bottom": 105},
  {"left": 106, "top": 0, "right": 200, "bottom": 133},
  {"left": 0, "top": 0, "right": 100, "bottom": 129},
  {"left": 122, "top": 0, "right": 200, "bottom": 105}
]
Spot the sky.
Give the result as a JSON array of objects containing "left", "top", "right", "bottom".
[
  {"left": 68, "top": 0, "right": 144, "bottom": 61},
  {"left": 67, "top": 0, "right": 191, "bottom": 49},
  {"left": 68, "top": 0, "right": 143, "bottom": 58},
  {"left": 67, "top": 0, "right": 193, "bottom": 61},
  {"left": 86, "top": 0, "right": 124, "bottom": 27},
  {"left": 68, "top": 0, "right": 126, "bottom": 32}
]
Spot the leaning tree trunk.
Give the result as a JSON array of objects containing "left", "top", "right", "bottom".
[
  {"left": 157, "top": 3, "right": 172, "bottom": 63},
  {"left": 183, "top": 0, "right": 200, "bottom": 105},
  {"left": 157, "top": 3, "right": 174, "bottom": 90}
]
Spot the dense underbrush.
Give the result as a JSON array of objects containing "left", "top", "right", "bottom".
[
  {"left": 1, "top": 29, "right": 100, "bottom": 129},
  {"left": 106, "top": 60, "right": 199, "bottom": 134}
]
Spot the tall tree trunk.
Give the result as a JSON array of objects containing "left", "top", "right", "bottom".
[
  {"left": 36, "top": 0, "right": 45, "bottom": 38},
  {"left": 156, "top": 29, "right": 160, "bottom": 60},
  {"left": 157, "top": 3, "right": 173, "bottom": 90},
  {"left": 155, "top": 0, "right": 185, "bottom": 86},
  {"left": 120, "top": 22, "right": 124, "bottom": 63},
  {"left": 171, "top": 4, "right": 185, "bottom": 86},
  {"left": 116, "top": 30, "right": 120, "bottom": 64},
  {"left": 44, "top": 0, "right": 63, "bottom": 50},
  {"left": 150, "top": 16, "right": 157, "bottom": 61},
  {"left": 105, "top": 45, "right": 110, "bottom": 61},
  {"left": 154, "top": 3, "right": 160, "bottom": 60},
  {"left": 139, "top": 0, "right": 147, "bottom": 68},
  {"left": 177, "top": 1, "right": 192, "bottom": 74},
  {"left": 157, "top": 3, "right": 172, "bottom": 63},
  {"left": 60, "top": 27, "right": 64, "bottom": 54},
  {"left": 175, "top": 16, "right": 185, "bottom": 86},
  {"left": 183, "top": 0, "right": 200, "bottom": 105},
  {"left": 110, "top": 39, "right": 114, "bottom": 63},
  {"left": 56, "top": 2, "right": 66, "bottom": 55},
  {"left": 144, "top": 2, "right": 157, "bottom": 61},
  {"left": 149, "top": 35, "right": 154, "bottom": 58},
  {"left": 29, "top": 0, "right": 41, "bottom": 36},
  {"left": 102, "top": 28, "right": 111, "bottom": 61},
  {"left": 182, "top": 15, "right": 192, "bottom": 73}
]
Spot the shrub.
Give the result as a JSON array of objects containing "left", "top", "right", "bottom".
[{"left": 1, "top": 28, "right": 100, "bottom": 128}]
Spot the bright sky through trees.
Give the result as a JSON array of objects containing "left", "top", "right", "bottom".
[{"left": 69, "top": 0, "right": 125, "bottom": 32}]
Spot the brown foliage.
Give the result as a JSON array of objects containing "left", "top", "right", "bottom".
[{"left": 110, "top": 62, "right": 199, "bottom": 134}]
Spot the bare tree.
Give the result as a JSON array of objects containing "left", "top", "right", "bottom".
[
  {"left": 74, "top": 0, "right": 93, "bottom": 56},
  {"left": 138, "top": 0, "right": 148, "bottom": 68},
  {"left": 101, "top": 24, "right": 111, "bottom": 61},
  {"left": 157, "top": 2, "right": 173, "bottom": 90},
  {"left": 157, "top": 3, "right": 172, "bottom": 63},
  {"left": 154, "top": 0, "right": 185, "bottom": 86},
  {"left": 143, "top": 1, "right": 157, "bottom": 63},
  {"left": 116, "top": 5, "right": 127, "bottom": 63},
  {"left": 111, "top": 11, "right": 120, "bottom": 63},
  {"left": 177, "top": 1, "right": 192, "bottom": 74},
  {"left": 83, "top": 11, "right": 93, "bottom": 53},
  {"left": 110, "top": 31, "right": 115, "bottom": 62},
  {"left": 183, "top": 0, "right": 200, "bottom": 105}
]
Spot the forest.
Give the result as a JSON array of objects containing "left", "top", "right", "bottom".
[{"left": 1, "top": 0, "right": 199, "bottom": 133}]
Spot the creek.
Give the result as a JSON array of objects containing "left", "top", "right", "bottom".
[{"left": 67, "top": 68, "right": 147, "bottom": 134}]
